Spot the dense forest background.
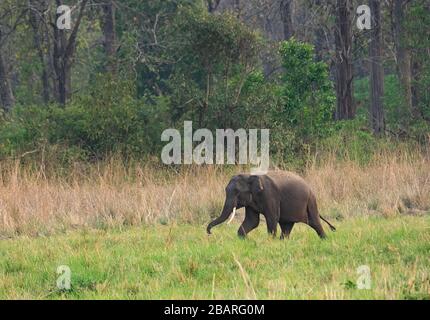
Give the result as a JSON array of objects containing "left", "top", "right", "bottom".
[{"left": 0, "top": 0, "right": 429, "bottom": 167}]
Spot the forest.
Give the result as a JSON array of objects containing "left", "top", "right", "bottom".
[
  {"left": 0, "top": 0, "right": 429, "bottom": 300},
  {"left": 0, "top": 0, "right": 428, "bottom": 163}
]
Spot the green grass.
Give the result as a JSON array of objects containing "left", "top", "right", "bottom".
[
  {"left": 354, "top": 74, "right": 409, "bottom": 126},
  {"left": 0, "top": 215, "right": 429, "bottom": 299}
]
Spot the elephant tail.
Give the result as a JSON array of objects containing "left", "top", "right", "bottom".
[
  {"left": 319, "top": 215, "right": 336, "bottom": 232},
  {"left": 308, "top": 192, "right": 336, "bottom": 232}
]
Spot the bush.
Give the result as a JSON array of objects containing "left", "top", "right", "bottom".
[
  {"left": 269, "top": 39, "right": 335, "bottom": 166},
  {"left": 277, "top": 39, "right": 335, "bottom": 141},
  {"left": 0, "top": 77, "right": 170, "bottom": 162}
]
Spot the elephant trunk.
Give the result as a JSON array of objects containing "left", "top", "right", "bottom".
[{"left": 207, "top": 198, "right": 236, "bottom": 234}]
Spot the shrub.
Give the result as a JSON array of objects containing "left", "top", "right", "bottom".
[{"left": 0, "top": 77, "right": 170, "bottom": 162}]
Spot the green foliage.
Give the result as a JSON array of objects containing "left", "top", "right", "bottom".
[
  {"left": 355, "top": 73, "right": 430, "bottom": 143},
  {"left": 278, "top": 39, "right": 335, "bottom": 140},
  {"left": 271, "top": 39, "right": 335, "bottom": 164},
  {"left": 2, "top": 1, "right": 429, "bottom": 165},
  {"left": 401, "top": 0, "right": 430, "bottom": 140},
  {"left": 319, "top": 117, "right": 379, "bottom": 164},
  {"left": 0, "top": 76, "right": 170, "bottom": 161},
  {"left": 167, "top": 8, "right": 263, "bottom": 129},
  {"left": 355, "top": 75, "right": 408, "bottom": 129},
  {"left": 119, "top": 0, "right": 198, "bottom": 97}
]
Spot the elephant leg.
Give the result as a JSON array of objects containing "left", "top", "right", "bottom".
[
  {"left": 280, "top": 222, "right": 295, "bottom": 240},
  {"left": 238, "top": 207, "right": 260, "bottom": 238},
  {"left": 308, "top": 220, "right": 327, "bottom": 239},
  {"left": 307, "top": 192, "right": 327, "bottom": 239},
  {"left": 265, "top": 216, "right": 278, "bottom": 237}
]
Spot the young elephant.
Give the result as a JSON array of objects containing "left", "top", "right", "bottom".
[{"left": 207, "top": 171, "right": 336, "bottom": 239}]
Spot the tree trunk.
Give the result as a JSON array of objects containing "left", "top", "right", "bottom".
[
  {"left": 45, "top": 21, "right": 58, "bottom": 102},
  {"left": 101, "top": 0, "right": 117, "bottom": 74},
  {"left": 29, "top": 0, "right": 50, "bottom": 103},
  {"left": 0, "top": 33, "right": 15, "bottom": 112},
  {"left": 313, "top": 0, "right": 325, "bottom": 61},
  {"left": 334, "top": 0, "right": 354, "bottom": 120},
  {"left": 52, "top": 0, "right": 88, "bottom": 105},
  {"left": 411, "top": 58, "right": 421, "bottom": 116},
  {"left": 207, "top": 0, "right": 221, "bottom": 13},
  {"left": 369, "top": 0, "right": 385, "bottom": 135},
  {"left": 52, "top": 20, "right": 66, "bottom": 105},
  {"left": 280, "top": 0, "right": 294, "bottom": 40},
  {"left": 392, "top": 0, "right": 415, "bottom": 118}
]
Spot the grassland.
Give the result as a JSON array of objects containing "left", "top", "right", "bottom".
[
  {"left": 1, "top": 149, "right": 429, "bottom": 238},
  {"left": 0, "top": 149, "right": 429, "bottom": 299},
  {"left": 0, "top": 215, "right": 429, "bottom": 299}
]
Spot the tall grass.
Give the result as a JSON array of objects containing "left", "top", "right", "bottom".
[{"left": 0, "top": 148, "right": 429, "bottom": 238}]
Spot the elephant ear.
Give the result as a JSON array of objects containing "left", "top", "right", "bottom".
[
  {"left": 236, "top": 175, "right": 250, "bottom": 193},
  {"left": 250, "top": 175, "right": 280, "bottom": 220},
  {"left": 249, "top": 175, "right": 264, "bottom": 194}
]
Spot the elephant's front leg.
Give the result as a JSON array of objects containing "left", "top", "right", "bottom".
[
  {"left": 238, "top": 207, "right": 260, "bottom": 238},
  {"left": 280, "top": 222, "right": 295, "bottom": 240},
  {"left": 265, "top": 216, "right": 278, "bottom": 237}
]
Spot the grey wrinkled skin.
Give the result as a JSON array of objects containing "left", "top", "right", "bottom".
[{"left": 207, "top": 171, "right": 336, "bottom": 239}]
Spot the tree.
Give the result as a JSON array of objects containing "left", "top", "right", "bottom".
[
  {"left": 280, "top": 0, "right": 294, "bottom": 40},
  {"left": 0, "top": 0, "right": 27, "bottom": 112},
  {"left": 312, "top": 0, "right": 326, "bottom": 61},
  {"left": 369, "top": 0, "right": 385, "bottom": 135},
  {"left": 28, "top": 0, "right": 51, "bottom": 104},
  {"left": 392, "top": 0, "right": 415, "bottom": 118},
  {"left": 405, "top": 0, "right": 430, "bottom": 125},
  {"left": 52, "top": 0, "right": 89, "bottom": 105},
  {"left": 0, "top": 34, "right": 15, "bottom": 112},
  {"left": 207, "top": 0, "right": 222, "bottom": 13},
  {"left": 100, "top": 0, "right": 117, "bottom": 74},
  {"left": 278, "top": 39, "right": 335, "bottom": 141},
  {"left": 333, "top": 0, "right": 354, "bottom": 120},
  {"left": 169, "top": 9, "right": 261, "bottom": 128}
]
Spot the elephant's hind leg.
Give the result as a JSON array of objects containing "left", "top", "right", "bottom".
[
  {"left": 238, "top": 207, "right": 260, "bottom": 238},
  {"left": 280, "top": 222, "right": 295, "bottom": 240},
  {"left": 308, "top": 220, "right": 327, "bottom": 239},
  {"left": 307, "top": 193, "right": 327, "bottom": 239}
]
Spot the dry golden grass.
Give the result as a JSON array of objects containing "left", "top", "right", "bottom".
[
  {"left": 0, "top": 149, "right": 429, "bottom": 238},
  {"left": 307, "top": 150, "right": 430, "bottom": 219}
]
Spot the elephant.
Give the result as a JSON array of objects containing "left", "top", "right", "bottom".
[{"left": 207, "top": 171, "right": 336, "bottom": 239}]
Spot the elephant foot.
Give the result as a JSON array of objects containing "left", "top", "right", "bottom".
[{"left": 237, "top": 231, "right": 247, "bottom": 239}]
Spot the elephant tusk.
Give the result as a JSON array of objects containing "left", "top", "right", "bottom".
[{"left": 227, "top": 207, "right": 237, "bottom": 224}]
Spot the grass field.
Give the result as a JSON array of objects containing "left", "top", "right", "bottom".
[
  {"left": 0, "top": 150, "right": 429, "bottom": 299},
  {"left": 1, "top": 149, "right": 429, "bottom": 238},
  {"left": 1, "top": 215, "right": 429, "bottom": 299}
]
